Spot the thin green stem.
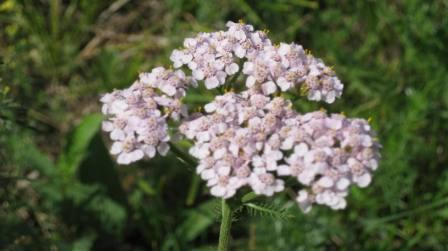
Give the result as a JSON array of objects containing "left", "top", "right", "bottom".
[
  {"left": 169, "top": 143, "right": 201, "bottom": 206},
  {"left": 168, "top": 142, "right": 197, "bottom": 169},
  {"left": 218, "top": 198, "right": 233, "bottom": 251},
  {"left": 49, "top": 0, "right": 60, "bottom": 38},
  {"left": 363, "top": 196, "right": 448, "bottom": 227},
  {"left": 186, "top": 173, "right": 200, "bottom": 206}
]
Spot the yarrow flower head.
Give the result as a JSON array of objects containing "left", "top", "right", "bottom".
[
  {"left": 242, "top": 43, "right": 343, "bottom": 103},
  {"left": 179, "top": 91, "right": 293, "bottom": 198},
  {"left": 179, "top": 93, "right": 380, "bottom": 212},
  {"left": 276, "top": 111, "right": 380, "bottom": 212},
  {"left": 170, "top": 21, "right": 271, "bottom": 89},
  {"left": 101, "top": 67, "right": 193, "bottom": 164},
  {"left": 100, "top": 21, "right": 381, "bottom": 213}
]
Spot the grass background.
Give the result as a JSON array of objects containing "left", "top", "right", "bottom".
[{"left": 1, "top": 0, "right": 448, "bottom": 250}]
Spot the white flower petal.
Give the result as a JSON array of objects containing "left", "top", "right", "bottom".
[
  {"left": 261, "top": 81, "right": 277, "bottom": 95},
  {"left": 210, "top": 186, "right": 226, "bottom": 197},
  {"left": 277, "top": 165, "right": 291, "bottom": 176},
  {"left": 157, "top": 143, "right": 170, "bottom": 156},
  {"left": 225, "top": 63, "right": 239, "bottom": 75},
  {"left": 193, "top": 70, "right": 205, "bottom": 80},
  {"left": 110, "top": 142, "right": 123, "bottom": 155},
  {"left": 336, "top": 178, "right": 350, "bottom": 190},
  {"left": 144, "top": 145, "right": 156, "bottom": 158},
  {"left": 205, "top": 77, "right": 220, "bottom": 89},
  {"left": 246, "top": 76, "right": 256, "bottom": 88},
  {"left": 354, "top": 173, "right": 372, "bottom": 188}
]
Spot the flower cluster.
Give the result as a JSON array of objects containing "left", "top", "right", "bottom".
[
  {"left": 101, "top": 21, "right": 380, "bottom": 212},
  {"left": 242, "top": 43, "right": 343, "bottom": 103},
  {"left": 101, "top": 67, "right": 192, "bottom": 164},
  {"left": 275, "top": 111, "right": 380, "bottom": 212},
  {"left": 180, "top": 92, "right": 380, "bottom": 211},
  {"left": 170, "top": 21, "right": 272, "bottom": 89},
  {"left": 170, "top": 21, "right": 342, "bottom": 103},
  {"left": 179, "top": 91, "right": 292, "bottom": 198}
]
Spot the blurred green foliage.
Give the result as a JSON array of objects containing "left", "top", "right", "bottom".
[{"left": 1, "top": 0, "right": 448, "bottom": 250}]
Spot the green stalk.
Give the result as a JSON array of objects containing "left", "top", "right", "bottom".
[
  {"left": 186, "top": 174, "right": 200, "bottom": 206},
  {"left": 218, "top": 198, "right": 233, "bottom": 251},
  {"left": 168, "top": 143, "right": 201, "bottom": 206},
  {"left": 168, "top": 142, "right": 196, "bottom": 169},
  {"left": 49, "top": 0, "right": 60, "bottom": 38}
]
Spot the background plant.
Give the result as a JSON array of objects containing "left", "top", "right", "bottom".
[{"left": 1, "top": 0, "right": 448, "bottom": 250}]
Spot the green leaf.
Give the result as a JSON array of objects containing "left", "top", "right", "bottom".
[
  {"left": 241, "top": 192, "right": 258, "bottom": 203},
  {"left": 175, "top": 199, "right": 219, "bottom": 242},
  {"left": 138, "top": 179, "right": 157, "bottom": 196},
  {"left": 71, "top": 232, "right": 97, "bottom": 251},
  {"left": 77, "top": 131, "right": 128, "bottom": 206},
  {"left": 244, "top": 202, "right": 294, "bottom": 220},
  {"left": 5, "top": 133, "right": 55, "bottom": 176},
  {"left": 58, "top": 113, "right": 103, "bottom": 176}
]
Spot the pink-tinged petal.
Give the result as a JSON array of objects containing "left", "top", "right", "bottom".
[
  {"left": 205, "top": 77, "right": 220, "bottom": 89},
  {"left": 223, "top": 189, "right": 236, "bottom": 199},
  {"left": 100, "top": 93, "right": 113, "bottom": 103},
  {"left": 110, "top": 142, "right": 123, "bottom": 155},
  {"left": 261, "top": 81, "right": 277, "bottom": 95},
  {"left": 216, "top": 71, "right": 227, "bottom": 84},
  {"left": 157, "top": 143, "right": 170, "bottom": 156},
  {"left": 201, "top": 169, "right": 216, "bottom": 180},
  {"left": 130, "top": 150, "right": 144, "bottom": 162},
  {"left": 197, "top": 132, "right": 211, "bottom": 142},
  {"left": 294, "top": 143, "right": 309, "bottom": 156},
  {"left": 144, "top": 145, "right": 156, "bottom": 158},
  {"left": 324, "top": 118, "right": 342, "bottom": 130},
  {"left": 210, "top": 186, "right": 226, "bottom": 197},
  {"left": 336, "top": 178, "right": 350, "bottom": 190},
  {"left": 161, "top": 85, "right": 177, "bottom": 96},
  {"left": 334, "top": 198, "right": 347, "bottom": 209},
  {"left": 204, "top": 102, "right": 217, "bottom": 113},
  {"left": 189, "top": 145, "right": 210, "bottom": 159},
  {"left": 277, "top": 165, "right": 291, "bottom": 176},
  {"left": 308, "top": 90, "right": 322, "bottom": 101},
  {"left": 182, "top": 54, "right": 193, "bottom": 64},
  {"left": 317, "top": 177, "right": 334, "bottom": 188},
  {"left": 298, "top": 170, "right": 315, "bottom": 185},
  {"left": 245, "top": 76, "right": 256, "bottom": 88},
  {"left": 296, "top": 190, "right": 309, "bottom": 203},
  {"left": 243, "top": 62, "right": 254, "bottom": 74},
  {"left": 354, "top": 173, "right": 371, "bottom": 188},
  {"left": 225, "top": 63, "right": 239, "bottom": 75},
  {"left": 217, "top": 166, "right": 231, "bottom": 176},
  {"left": 110, "top": 100, "right": 128, "bottom": 114},
  {"left": 228, "top": 143, "right": 239, "bottom": 156},
  {"left": 274, "top": 180, "right": 285, "bottom": 191},
  {"left": 214, "top": 60, "right": 225, "bottom": 70},
  {"left": 235, "top": 46, "right": 246, "bottom": 58},
  {"left": 192, "top": 70, "right": 205, "bottom": 80},
  {"left": 117, "top": 153, "right": 132, "bottom": 165},
  {"left": 213, "top": 148, "right": 227, "bottom": 159},
  {"left": 102, "top": 121, "right": 114, "bottom": 132},
  {"left": 325, "top": 91, "right": 336, "bottom": 103},
  {"left": 188, "top": 61, "right": 198, "bottom": 70},
  {"left": 277, "top": 77, "right": 292, "bottom": 91},
  {"left": 278, "top": 43, "right": 290, "bottom": 56}
]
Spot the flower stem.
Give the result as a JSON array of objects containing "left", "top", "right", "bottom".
[
  {"left": 168, "top": 142, "right": 197, "bottom": 169},
  {"left": 186, "top": 173, "right": 200, "bottom": 206},
  {"left": 218, "top": 198, "right": 233, "bottom": 251}
]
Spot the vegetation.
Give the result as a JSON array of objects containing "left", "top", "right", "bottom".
[{"left": 1, "top": 0, "right": 448, "bottom": 250}]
